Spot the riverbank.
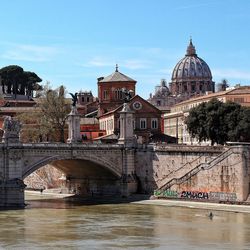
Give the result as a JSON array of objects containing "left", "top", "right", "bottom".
[
  {"left": 133, "top": 198, "right": 250, "bottom": 214},
  {"left": 25, "top": 190, "right": 74, "bottom": 200},
  {"left": 25, "top": 190, "right": 250, "bottom": 214}
]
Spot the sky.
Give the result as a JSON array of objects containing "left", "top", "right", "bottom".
[{"left": 0, "top": 0, "right": 250, "bottom": 99}]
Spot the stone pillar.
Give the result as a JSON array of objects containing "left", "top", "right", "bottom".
[
  {"left": 0, "top": 145, "right": 26, "bottom": 208},
  {"left": 0, "top": 117, "right": 26, "bottom": 208},
  {"left": 118, "top": 103, "right": 135, "bottom": 147},
  {"left": 67, "top": 106, "right": 81, "bottom": 143},
  {"left": 118, "top": 103, "right": 137, "bottom": 196}
]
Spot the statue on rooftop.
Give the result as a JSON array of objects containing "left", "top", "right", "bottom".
[
  {"left": 122, "top": 88, "right": 133, "bottom": 103},
  {"left": 2, "top": 116, "right": 22, "bottom": 143},
  {"left": 69, "top": 92, "right": 78, "bottom": 107}
]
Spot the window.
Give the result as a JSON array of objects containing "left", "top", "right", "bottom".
[
  {"left": 87, "top": 97, "right": 90, "bottom": 102},
  {"left": 140, "top": 118, "right": 147, "bottom": 129},
  {"left": 119, "top": 89, "right": 123, "bottom": 99},
  {"left": 81, "top": 97, "right": 84, "bottom": 102},
  {"left": 191, "top": 84, "right": 195, "bottom": 92},
  {"left": 133, "top": 119, "right": 136, "bottom": 129},
  {"left": 234, "top": 98, "right": 244, "bottom": 103},
  {"left": 114, "top": 89, "right": 123, "bottom": 100},
  {"left": 151, "top": 118, "right": 158, "bottom": 129},
  {"left": 103, "top": 90, "right": 108, "bottom": 100}
]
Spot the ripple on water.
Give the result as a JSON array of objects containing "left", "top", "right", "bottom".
[{"left": 1, "top": 198, "right": 250, "bottom": 250}]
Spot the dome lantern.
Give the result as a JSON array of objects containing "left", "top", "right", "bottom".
[{"left": 186, "top": 39, "right": 197, "bottom": 56}]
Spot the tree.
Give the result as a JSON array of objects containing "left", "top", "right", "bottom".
[
  {"left": 231, "top": 107, "right": 250, "bottom": 142},
  {"left": 185, "top": 98, "right": 249, "bottom": 145},
  {"left": 205, "top": 98, "right": 228, "bottom": 145},
  {"left": 0, "top": 65, "right": 42, "bottom": 97},
  {"left": 23, "top": 71, "right": 42, "bottom": 96},
  {"left": 18, "top": 109, "right": 54, "bottom": 142},
  {"left": 39, "top": 84, "right": 71, "bottom": 142},
  {"left": 18, "top": 83, "right": 71, "bottom": 143},
  {"left": 185, "top": 102, "right": 208, "bottom": 142},
  {"left": 0, "top": 65, "right": 23, "bottom": 95}
]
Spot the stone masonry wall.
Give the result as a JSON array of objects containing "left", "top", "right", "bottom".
[{"left": 135, "top": 144, "right": 250, "bottom": 202}]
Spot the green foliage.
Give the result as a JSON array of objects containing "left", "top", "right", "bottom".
[
  {"left": 185, "top": 98, "right": 250, "bottom": 145},
  {"left": 0, "top": 65, "right": 42, "bottom": 97},
  {"left": 185, "top": 102, "right": 207, "bottom": 142},
  {"left": 233, "top": 107, "right": 250, "bottom": 142}
]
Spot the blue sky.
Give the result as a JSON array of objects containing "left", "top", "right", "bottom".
[{"left": 0, "top": 0, "right": 250, "bottom": 99}]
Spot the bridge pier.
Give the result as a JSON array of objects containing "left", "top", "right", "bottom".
[
  {"left": 0, "top": 144, "right": 26, "bottom": 208},
  {"left": 0, "top": 117, "right": 26, "bottom": 208},
  {"left": 120, "top": 148, "right": 137, "bottom": 197},
  {"left": 0, "top": 178, "right": 26, "bottom": 208}
]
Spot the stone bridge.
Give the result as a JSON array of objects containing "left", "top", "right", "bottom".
[
  {"left": 1, "top": 140, "right": 250, "bottom": 208},
  {"left": 0, "top": 142, "right": 137, "bottom": 208}
]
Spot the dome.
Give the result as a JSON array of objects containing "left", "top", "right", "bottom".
[
  {"left": 171, "top": 40, "right": 212, "bottom": 81},
  {"left": 169, "top": 39, "right": 214, "bottom": 98},
  {"left": 155, "top": 79, "right": 170, "bottom": 97}
]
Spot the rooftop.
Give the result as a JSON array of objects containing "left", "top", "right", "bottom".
[{"left": 99, "top": 65, "right": 136, "bottom": 83}]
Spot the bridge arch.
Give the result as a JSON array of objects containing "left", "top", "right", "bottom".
[{"left": 22, "top": 154, "right": 122, "bottom": 180}]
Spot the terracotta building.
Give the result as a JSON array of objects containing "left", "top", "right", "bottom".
[
  {"left": 80, "top": 118, "right": 105, "bottom": 141},
  {"left": 97, "top": 65, "right": 136, "bottom": 116},
  {"left": 99, "top": 95, "right": 162, "bottom": 143},
  {"left": 76, "top": 91, "right": 98, "bottom": 116}
]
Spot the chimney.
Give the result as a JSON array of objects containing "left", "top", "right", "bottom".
[{"left": 97, "top": 77, "right": 104, "bottom": 82}]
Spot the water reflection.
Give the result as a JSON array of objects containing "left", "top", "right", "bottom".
[{"left": 0, "top": 194, "right": 250, "bottom": 249}]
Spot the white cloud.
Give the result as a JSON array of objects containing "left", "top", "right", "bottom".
[
  {"left": 82, "top": 56, "right": 151, "bottom": 70},
  {"left": 122, "top": 59, "right": 151, "bottom": 70},
  {"left": 157, "top": 68, "right": 173, "bottom": 75},
  {"left": 175, "top": 1, "right": 218, "bottom": 10},
  {"left": 2, "top": 44, "right": 58, "bottom": 62},
  {"left": 82, "top": 56, "right": 114, "bottom": 67},
  {"left": 212, "top": 68, "right": 250, "bottom": 81}
]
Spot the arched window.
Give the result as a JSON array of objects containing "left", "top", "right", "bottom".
[{"left": 114, "top": 88, "right": 123, "bottom": 100}]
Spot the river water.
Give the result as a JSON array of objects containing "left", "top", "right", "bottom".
[{"left": 0, "top": 193, "right": 250, "bottom": 250}]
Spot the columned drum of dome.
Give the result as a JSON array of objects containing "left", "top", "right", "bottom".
[{"left": 169, "top": 40, "right": 215, "bottom": 98}]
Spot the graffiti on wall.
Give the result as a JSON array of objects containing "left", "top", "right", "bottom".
[
  {"left": 209, "top": 192, "right": 237, "bottom": 201},
  {"left": 154, "top": 189, "right": 178, "bottom": 198},
  {"left": 180, "top": 191, "right": 209, "bottom": 199},
  {"left": 154, "top": 189, "right": 237, "bottom": 201}
]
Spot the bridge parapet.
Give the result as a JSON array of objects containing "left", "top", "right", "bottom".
[
  {"left": 153, "top": 144, "right": 226, "bottom": 153},
  {"left": 12, "top": 142, "right": 125, "bottom": 149}
]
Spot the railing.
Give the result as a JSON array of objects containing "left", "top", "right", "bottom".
[
  {"left": 0, "top": 142, "right": 125, "bottom": 150},
  {"left": 157, "top": 148, "right": 234, "bottom": 191},
  {"left": 153, "top": 144, "right": 225, "bottom": 153},
  {"left": 157, "top": 155, "right": 206, "bottom": 186}
]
